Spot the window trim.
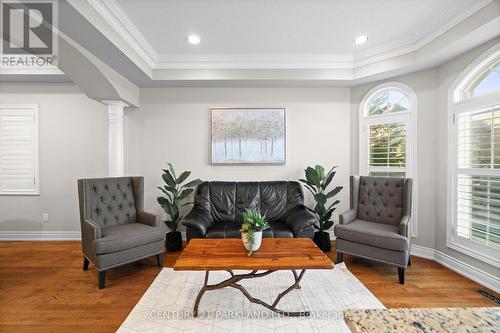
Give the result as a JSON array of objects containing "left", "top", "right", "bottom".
[
  {"left": 0, "top": 104, "right": 40, "bottom": 196},
  {"left": 359, "top": 82, "right": 418, "bottom": 237},
  {"left": 447, "top": 43, "right": 500, "bottom": 267}
]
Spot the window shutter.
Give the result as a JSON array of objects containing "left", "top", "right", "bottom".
[
  {"left": 456, "top": 175, "right": 500, "bottom": 248},
  {"left": 369, "top": 122, "right": 407, "bottom": 168},
  {"left": 0, "top": 106, "right": 39, "bottom": 194},
  {"left": 455, "top": 105, "right": 500, "bottom": 249}
]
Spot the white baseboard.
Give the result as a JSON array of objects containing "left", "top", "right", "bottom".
[
  {"left": 0, "top": 231, "right": 81, "bottom": 240},
  {"left": 411, "top": 245, "right": 499, "bottom": 294},
  {"left": 410, "top": 244, "right": 436, "bottom": 260}
]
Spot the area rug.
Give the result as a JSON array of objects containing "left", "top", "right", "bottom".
[{"left": 117, "top": 263, "right": 384, "bottom": 333}]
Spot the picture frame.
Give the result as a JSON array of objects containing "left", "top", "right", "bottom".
[{"left": 210, "top": 107, "right": 286, "bottom": 165}]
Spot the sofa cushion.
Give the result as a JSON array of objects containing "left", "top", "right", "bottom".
[
  {"left": 206, "top": 222, "right": 241, "bottom": 238},
  {"left": 262, "top": 221, "right": 294, "bottom": 238},
  {"left": 209, "top": 182, "right": 237, "bottom": 223},
  {"left": 334, "top": 219, "right": 409, "bottom": 252},
  {"left": 194, "top": 181, "right": 305, "bottom": 224},
  {"left": 235, "top": 182, "right": 260, "bottom": 222},
  {"left": 205, "top": 221, "right": 294, "bottom": 238},
  {"left": 94, "top": 222, "right": 165, "bottom": 254},
  {"left": 260, "top": 182, "right": 288, "bottom": 221}
]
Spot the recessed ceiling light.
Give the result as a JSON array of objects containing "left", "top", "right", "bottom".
[
  {"left": 187, "top": 35, "right": 200, "bottom": 45},
  {"left": 354, "top": 35, "right": 368, "bottom": 45}
]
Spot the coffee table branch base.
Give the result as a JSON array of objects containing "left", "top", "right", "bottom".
[{"left": 193, "top": 269, "right": 308, "bottom": 317}]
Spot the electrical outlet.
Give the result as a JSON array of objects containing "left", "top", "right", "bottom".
[{"left": 42, "top": 213, "right": 49, "bottom": 222}]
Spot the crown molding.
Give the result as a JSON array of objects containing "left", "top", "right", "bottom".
[
  {"left": 85, "top": 0, "right": 494, "bottom": 72},
  {"left": 153, "top": 54, "right": 354, "bottom": 70},
  {"left": 412, "top": 0, "right": 492, "bottom": 49},
  {"left": 353, "top": 0, "right": 493, "bottom": 67},
  {"left": 87, "top": 0, "right": 158, "bottom": 67}
]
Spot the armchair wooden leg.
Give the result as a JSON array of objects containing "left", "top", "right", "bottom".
[
  {"left": 335, "top": 252, "right": 344, "bottom": 264},
  {"left": 398, "top": 267, "right": 405, "bottom": 284},
  {"left": 408, "top": 256, "right": 412, "bottom": 266},
  {"left": 156, "top": 254, "right": 164, "bottom": 267},
  {"left": 98, "top": 271, "right": 106, "bottom": 289},
  {"left": 83, "top": 257, "right": 89, "bottom": 271}
]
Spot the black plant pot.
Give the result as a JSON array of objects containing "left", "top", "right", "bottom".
[
  {"left": 313, "top": 231, "right": 331, "bottom": 252},
  {"left": 166, "top": 231, "right": 182, "bottom": 252}
]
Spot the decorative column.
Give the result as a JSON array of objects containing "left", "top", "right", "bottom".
[{"left": 103, "top": 101, "right": 128, "bottom": 177}]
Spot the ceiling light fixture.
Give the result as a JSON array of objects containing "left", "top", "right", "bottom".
[
  {"left": 354, "top": 35, "right": 368, "bottom": 45},
  {"left": 187, "top": 34, "right": 200, "bottom": 45}
]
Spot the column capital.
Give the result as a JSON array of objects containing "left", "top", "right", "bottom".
[{"left": 101, "top": 100, "right": 129, "bottom": 108}]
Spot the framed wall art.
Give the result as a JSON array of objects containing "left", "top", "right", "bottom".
[{"left": 210, "top": 107, "right": 286, "bottom": 165}]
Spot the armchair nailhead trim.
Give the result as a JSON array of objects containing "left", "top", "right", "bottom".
[
  {"left": 83, "top": 253, "right": 96, "bottom": 267},
  {"left": 95, "top": 251, "right": 165, "bottom": 271},
  {"left": 84, "top": 218, "right": 97, "bottom": 239},
  {"left": 337, "top": 249, "right": 407, "bottom": 268}
]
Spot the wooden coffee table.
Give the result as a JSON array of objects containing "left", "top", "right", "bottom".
[{"left": 173, "top": 238, "right": 333, "bottom": 317}]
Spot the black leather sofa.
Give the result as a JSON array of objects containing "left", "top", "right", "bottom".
[{"left": 182, "top": 181, "right": 317, "bottom": 241}]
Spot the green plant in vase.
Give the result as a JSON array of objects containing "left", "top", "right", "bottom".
[
  {"left": 299, "top": 165, "right": 343, "bottom": 252},
  {"left": 241, "top": 209, "right": 270, "bottom": 256},
  {"left": 157, "top": 163, "right": 202, "bottom": 252}
]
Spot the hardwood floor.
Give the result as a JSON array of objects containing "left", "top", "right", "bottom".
[{"left": 0, "top": 241, "right": 497, "bottom": 333}]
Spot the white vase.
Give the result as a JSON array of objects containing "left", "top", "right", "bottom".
[{"left": 241, "top": 231, "right": 263, "bottom": 252}]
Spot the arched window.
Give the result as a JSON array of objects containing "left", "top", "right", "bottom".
[
  {"left": 359, "top": 82, "right": 417, "bottom": 236},
  {"left": 462, "top": 58, "right": 500, "bottom": 100},
  {"left": 360, "top": 83, "right": 416, "bottom": 177},
  {"left": 448, "top": 44, "right": 500, "bottom": 266}
]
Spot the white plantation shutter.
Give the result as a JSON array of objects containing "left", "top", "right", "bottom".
[
  {"left": 0, "top": 105, "right": 39, "bottom": 195},
  {"left": 455, "top": 105, "right": 500, "bottom": 250},
  {"left": 449, "top": 47, "right": 500, "bottom": 265},
  {"left": 368, "top": 122, "right": 407, "bottom": 177}
]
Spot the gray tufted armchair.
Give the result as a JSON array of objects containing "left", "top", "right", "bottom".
[
  {"left": 78, "top": 177, "right": 166, "bottom": 288},
  {"left": 334, "top": 176, "right": 412, "bottom": 284}
]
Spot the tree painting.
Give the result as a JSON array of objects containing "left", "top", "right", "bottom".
[{"left": 211, "top": 108, "right": 285, "bottom": 164}]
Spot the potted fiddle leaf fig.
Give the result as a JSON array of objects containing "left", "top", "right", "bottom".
[
  {"left": 299, "top": 165, "right": 343, "bottom": 252},
  {"left": 157, "top": 163, "right": 202, "bottom": 252},
  {"left": 241, "top": 209, "right": 270, "bottom": 256}
]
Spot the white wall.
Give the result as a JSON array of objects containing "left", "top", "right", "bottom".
[
  {"left": 350, "top": 38, "right": 500, "bottom": 278},
  {"left": 0, "top": 83, "right": 107, "bottom": 233},
  {"left": 350, "top": 69, "right": 438, "bottom": 249},
  {"left": 125, "top": 87, "right": 352, "bottom": 230}
]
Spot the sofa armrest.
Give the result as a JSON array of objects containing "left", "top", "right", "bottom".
[
  {"left": 398, "top": 215, "right": 411, "bottom": 237},
  {"left": 182, "top": 207, "right": 214, "bottom": 235},
  {"left": 339, "top": 208, "right": 356, "bottom": 225},
  {"left": 137, "top": 211, "right": 162, "bottom": 228},
  {"left": 285, "top": 206, "right": 317, "bottom": 237}
]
